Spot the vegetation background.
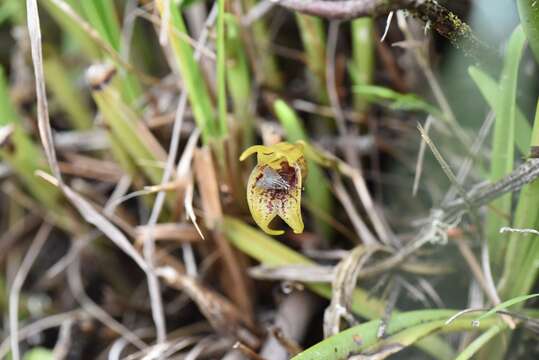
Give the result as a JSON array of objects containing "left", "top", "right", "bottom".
[{"left": 0, "top": 0, "right": 538, "bottom": 359}]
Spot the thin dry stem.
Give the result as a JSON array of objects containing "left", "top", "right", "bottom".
[
  {"left": 9, "top": 222, "right": 52, "bottom": 360},
  {"left": 0, "top": 310, "right": 84, "bottom": 358},
  {"left": 67, "top": 258, "right": 147, "bottom": 349}
]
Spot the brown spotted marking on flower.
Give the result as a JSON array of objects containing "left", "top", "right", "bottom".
[{"left": 240, "top": 142, "right": 307, "bottom": 235}]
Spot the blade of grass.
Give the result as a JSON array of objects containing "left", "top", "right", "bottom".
[
  {"left": 40, "top": 0, "right": 100, "bottom": 57},
  {"left": 354, "top": 85, "right": 444, "bottom": 120},
  {"left": 295, "top": 14, "right": 328, "bottom": 103},
  {"left": 351, "top": 17, "right": 374, "bottom": 114},
  {"left": 78, "top": 0, "right": 141, "bottom": 102},
  {"left": 157, "top": 0, "right": 217, "bottom": 144},
  {"left": 0, "top": 66, "right": 66, "bottom": 222},
  {"left": 499, "top": 97, "right": 539, "bottom": 299},
  {"left": 78, "top": 0, "right": 121, "bottom": 50},
  {"left": 225, "top": 14, "right": 253, "bottom": 147},
  {"left": 43, "top": 52, "right": 93, "bottom": 130},
  {"left": 517, "top": 0, "right": 539, "bottom": 64},
  {"left": 216, "top": 0, "right": 228, "bottom": 137},
  {"left": 485, "top": 25, "right": 526, "bottom": 270},
  {"left": 475, "top": 293, "right": 539, "bottom": 324},
  {"left": 273, "top": 99, "right": 333, "bottom": 239},
  {"left": 241, "top": 0, "right": 282, "bottom": 89},
  {"left": 42, "top": 0, "right": 155, "bottom": 93},
  {"left": 455, "top": 324, "right": 506, "bottom": 360},
  {"left": 468, "top": 66, "right": 530, "bottom": 156},
  {"left": 89, "top": 73, "right": 167, "bottom": 186}
]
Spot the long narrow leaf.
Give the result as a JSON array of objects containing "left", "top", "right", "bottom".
[
  {"left": 354, "top": 85, "right": 444, "bottom": 120},
  {"left": 351, "top": 17, "right": 374, "bottom": 113},
  {"left": 475, "top": 293, "right": 539, "bottom": 323},
  {"left": 486, "top": 25, "right": 526, "bottom": 269},
  {"left": 468, "top": 66, "right": 531, "bottom": 156},
  {"left": 158, "top": 0, "right": 216, "bottom": 143},
  {"left": 290, "top": 309, "right": 499, "bottom": 360},
  {"left": 455, "top": 324, "right": 506, "bottom": 360},
  {"left": 517, "top": 0, "right": 539, "bottom": 63}
]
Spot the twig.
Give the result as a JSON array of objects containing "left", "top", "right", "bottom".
[
  {"left": 53, "top": 319, "right": 74, "bottom": 360},
  {"left": 273, "top": 0, "right": 495, "bottom": 63},
  {"left": 0, "top": 310, "right": 84, "bottom": 358},
  {"left": 0, "top": 213, "right": 41, "bottom": 263},
  {"left": 273, "top": 0, "right": 405, "bottom": 20},
  {"left": 139, "top": 76, "right": 188, "bottom": 347},
  {"left": 442, "top": 159, "right": 539, "bottom": 217},
  {"left": 242, "top": 0, "right": 275, "bottom": 26},
  {"left": 45, "top": 230, "right": 100, "bottom": 279},
  {"left": 326, "top": 20, "right": 346, "bottom": 135},
  {"left": 443, "top": 111, "right": 494, "bottom": 205},
  {"left": 381, "top": 11, "right": 394, "bottom": 42},
  {"left": 324, "top": 20, "right": 394, "bottom": 245},
  {"left": 9, "top": 223, "right": 52, "bottom": 360},
  {"left": 233, "top": 342, "right": 267, "bottom": 360},
  {"left": 324, "top": 246, "right": 380, "bottom": 337},
  {"left": 249, "top": 264, "right": 335, "bottom": 283},
  {"left": 500, "top": 226, "right": 539, "bottom": 237},
  {"left": 333, "top": 176, "right": 378, "bottom": 246},
  {"left": 67, "top": 258, "right": 147, "bottom": 349},
  {"left": 418, "top": 124, "right": 514, "bottom": 327},
  {"left": 260, "top": 292, "right": 317, "bottom": 359},
  {"left": 413, "top": 116, "right": 432, "bottom": 196},
  {"left": 377, "top": 277, "right": 401, "bottom": 338},
  {"left": 455, "top": 239, "right": 499, "bottom": 307},
  {"left": 159, "top": 0, "right": 171, "bottom": 46}
]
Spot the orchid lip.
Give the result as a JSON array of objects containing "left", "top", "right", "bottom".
[{"left": 240, "top": 142, "right": 306, "bottom": 235}]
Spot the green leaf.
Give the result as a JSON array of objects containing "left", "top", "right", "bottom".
[
  {"left": 500, "top": 99, "right": 539, "bottom": 300},
  {"left": 79, "top": 0, "right": 121, "bottom": 50},
  {"left": 43, "top": 53, "right": 93, "bottom": 130},
  {"left": 290, "top": 310, "right": 500, "bottom": 360},
  {"left": 0, "top": 66, "right": 65, "bottom": 225},
  {"left": 486, "top": 25, "right": 526, "bottom": 269},
  {"left": 216, "top": 0, "right": 228, "bottom": 137},
  {"left": 468, "top": 66, "right": 531, "bottom": 156},
  {"left": 354, "top": 85, "right": 444, "bottom": 120},
  {"left": 475, "top": 293, "right": 539, "bottom": 323},
  {"left": 351, "top": 18, "right": 374, "bottom": 113},
  {"left": 225, "top": 14, "right": 252, "bottom": 146},
  {"left": 90, "top": 84, "right": 167, "bottom": 186},
  {"left": 242, "top": 0, "right": 282, "bottom": 89},
  {"left": 454, "top": 324, "right": 506, "bottom": 360},
  {"left": 295, "top": 14, "right": 328, "bottom": 102},
  {"left": 517, "top": 0, "right": 539, "bottom": 64},
  {"left": 160, "top": 1, "right": 217, "bottom": 143}
]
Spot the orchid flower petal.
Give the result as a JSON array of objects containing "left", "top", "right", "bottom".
[{"left": 240, "top": 142, "right": 306, "bottom": 235}]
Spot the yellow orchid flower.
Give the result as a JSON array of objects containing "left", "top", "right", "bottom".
[{"left": 239, "top": 142, "right": 307, "bottom": 235}]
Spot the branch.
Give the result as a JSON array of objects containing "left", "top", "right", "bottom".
[
  {"left": 273, "top": 0, "right": 496, "bottom": 64},
  {"left": 272, "top": 0, "right": 409, "bottom": 19}
]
